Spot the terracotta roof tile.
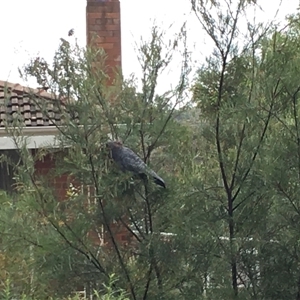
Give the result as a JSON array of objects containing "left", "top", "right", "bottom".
[{"left": 0, "top": 80, "right": 65, "bottom": 128}]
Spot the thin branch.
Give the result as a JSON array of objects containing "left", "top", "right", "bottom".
[
  {"left": 127, "top": 208, "right": 146, "bottom": 240},
  {"left": 118, "top": 216, "right": 142, "bottom": 243},
  {"left": 232, "top": 79, "right": 280, "bottom": 202},
  {"left": 230, "top": 124, "right": 246, "bottom": 191},
  {"left": 230, "top": 26, "right": 257, "bottom": 191},
  {"left": 216, "top": 61, "right": 231, "bottom": 200},
  {"left": 28, "top": 173, "right": 109, "bottom": 277},
  {"left": 291, "top": 88, "right": 300, "bottom": 180},
  {"left": 143, "top": 263, "right": 153, "bottom": 300},
  {"left": 233, "top": 191, "right": 256, "bottom": 211},
  {"left": 277, "top": 182, "right": 300, "bottom": 216}
]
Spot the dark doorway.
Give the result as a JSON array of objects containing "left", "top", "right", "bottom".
[{"left": 0, "top": 150, "right": 21, "bottom": 193}]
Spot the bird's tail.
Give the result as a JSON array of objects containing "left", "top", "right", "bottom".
[
  {"left": 148, "top": 169, "right": 166, "bottom": 188},
  {"left": 153, "top": 176, "right": 166, "bottom": 188}
]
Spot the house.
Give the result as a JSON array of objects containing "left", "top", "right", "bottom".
[
  {"left": 0, "top": 2, "right": 173, "bottom": 297},
  {"left": 0, "top": 0, "right": 130, "bottom": 249},
  {"left": 0, "top": 0, "right": 122, "bottom": 198},
  {"left": 0, "top": 2, "right": 131, "bottom": 294},
  {"left": 0, "top": 82, "right": 61, "bottom": 192},
  {"left": 0, "top": 0, "right": 133, "bottom": 251}
]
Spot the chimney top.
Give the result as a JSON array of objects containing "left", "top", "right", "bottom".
[
  {"left": 86, "top": 0, "right": 122, "bottom": 82},
  {"left": 87, "top": 0, "right": 119, "bottom": 2}
]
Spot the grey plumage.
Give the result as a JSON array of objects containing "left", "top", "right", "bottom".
[{"left": 107, "top": 141, "right": 166, "bottom": 188}]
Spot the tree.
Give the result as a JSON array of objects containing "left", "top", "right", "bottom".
[
  {"left": 171, "top": 0, "right": 300, "bottom": 298},
  {"left": 0, "top": 26, "right": 190, "bottom": 299}
]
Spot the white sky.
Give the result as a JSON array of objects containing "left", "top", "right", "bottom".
[{"left": 0, "top": 0, "right": 298, "bottom": 94}]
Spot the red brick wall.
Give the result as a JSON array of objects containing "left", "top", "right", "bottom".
[
  {"left": 33, "top": 150, "right": 69, "bottom": 201},
  {"left": 86, "top": 0, "right": 122, "bottom": 82},
  {"left": 33, "top": 149, "right": 132, "bottom": 246}
]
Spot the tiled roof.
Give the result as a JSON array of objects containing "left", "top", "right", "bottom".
[{"left": 0, "top": 81, "right": 65, "bottom": 127}]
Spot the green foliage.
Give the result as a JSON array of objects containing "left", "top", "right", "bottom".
[
  {"left": 0, "top": 275, "right": 129, "bottom": 300},
  {"left": 2, "top": 0, "right": 300, "bottom": 299},
  {"left": 0, "top": 25, "right": 189, "bottom": 299}
]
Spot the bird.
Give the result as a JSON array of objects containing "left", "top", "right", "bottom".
[
  {"left": 107, "top": 141, "right": 166, "bottom": 188},
  {"left": 68, "top": 28, "right": 74, "bottom": 36}
]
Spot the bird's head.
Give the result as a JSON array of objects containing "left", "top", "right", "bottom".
[{"left": 106, "top": 140, "right": 123, "bottom": 149}]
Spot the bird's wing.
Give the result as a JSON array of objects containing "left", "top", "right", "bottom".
[
  {"left": 120, "top": 146, "right": 166, "bottom": 188},
  {"left": 120, "top": 146, "right": 148, "bottom": 174}
]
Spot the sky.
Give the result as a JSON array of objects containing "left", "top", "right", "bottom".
[{"left": 0, "top": 0, "right": 299, "bottom": 94}]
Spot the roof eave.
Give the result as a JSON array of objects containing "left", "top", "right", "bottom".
[{"left": 0, "top": 126, "right": 60, "bottom": 137}]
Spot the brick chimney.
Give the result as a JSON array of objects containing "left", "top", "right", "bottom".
[
  {"left": 86, "top": 0, "right": 131, "bottom": 247},
  {"left": 86, "top": 0, "right": 122, "bottom": 81}
]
